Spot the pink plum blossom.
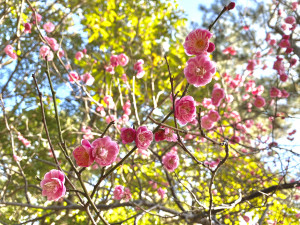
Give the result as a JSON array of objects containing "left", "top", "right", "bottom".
[
  {"left": 252, "top": 85, "right": 264, "bottom": 96},
  {"left": 207, "top": 42, "right": 215, "bottom": 53},
  {"left": 292, "top": 2, "right": 298, "bottom": 11},
  {"left": 105, "top": 115, "right": 116, "bottom": 124},
  {"left": 105, "top": 65, "right": 115, "bottom": 74},
  {"left": 39, "top": 45, "right": 53, "bottom": 61},
  {"left": 281, "top": 89, "right": 289, "bottom": 98},
  {"left": 40, "top": 169, "right": 66, "bottom": 201},
  {"left": 202, "top": 98, "right": 213, "bottom": 109},
  {"left": 211, "top": 88, "right": 225, "bottom": 106},
  {"left": 68, "top": 71, "right": 80, "bottom": 83},
  {"left": 58, "top": 49, "right": 64, "bottom": 58},
  {"left": 17, "top": 133, "right": 31, "bottom": 147},
  {"left": 280, "top": 73, "right": 288, "bottom": 82},
  {"left": 183, "top": 28, "right": 213, "bottom": 55},
  {"left": 121, "top": 114, "right": 129, "bottom": 123},
  {"left": 44, "top": 37, "right": 59, "bottom": 51},
  {"left": 104, "top": 95, "right": 115, "bottom": 109},
  {"left": 242, "top": 215, "right": 250, "bottom": 223},
  {"left": 207, "top": 110, "right": 221, "bottom": 122},
  {"left": 157, "top": 187, "right": 165, "bottom": 199},
  {"left": 204, "top": 159, "right": 220, "bottom": 168},
  {"left": 110, "top": 55, "right": 119, "bottom": 67},
  {"left": 4, "top": 45, "right": 17, "bottom": 60},
  {"left": 134, "top": 59, "right": 144, "bottom": 71},
  {"left": 24, "top": 23, "right": 32, "bottom": 33},
  {"left": 254, "top": 96, "right": 266, "bottom": 108},
  {"left": 118, "top": 53, "right": 129, "bottom": 66},
  {"left": 96, "top": 104, "right": 106, "bottom": 117},
  {"left": 246, "top": 60, "right": 256, "bottom": 71},
  {"left": 134, "top": 59, "right": 145, "bottom": 78},
  {"left": 162, "top": 151, "right": 179, "bottom": 172},
  {"left": 164, "top": 128, "right": 177, "bottom": 142},
  {"left": 123, "top": 188, "right": 132, "bottom": 201},
  {"left": 136, "top": 70, "right": 146, "bottom": 79},
  {"left": 279, "top": 39, "right": 290, "bottom": 48},
  {"left": 121, "top": 73, "right": 127, "bottom": 82},
  {"left": 43, "top": 22, "right": 55, "bottom": 33},
  {"left": 290, "top": 58, "right": 297, "bottom": 67},
  {"left": 32, "top": 12, "right": 42, "bottom": 24},
  {"left": 92, "top": 136, "right": 119, "bottom": 167},
  {"left": 175, "top": 96, "right": 196, "bottom": 126},
  {"left": 154, "top": 129, "right": 166, "bottom": 142},
  {"left": 123, "top": 100, "right": 131, "bottom": 111},
  {"left": 81, "top": 126, "right": 94, "bottom": 140},
  {"left": 285, "top": 16, "right": 296, "bottom": 24},
  {"left": 184, "top": 54, "right": 216, "bottom": 87},
  {"left": 269, "top": 39, "right": 276, "bottom": 46},
  {"left": 230, "top": 136, "right": 241, "bottom": 144},
  {"left": 201, "top": 115, "right": 214, "bottom": 130},
  {"left": 124, "top": 108, "right": 131, "bottom": 115},
  {"left": 121, "top": 127, "right": 136, "bottom": 144},
  {"left": 73, "top": 139, "right": 95, "bottom": 167},
  {"left": 75, "top": 51, "right": 84, "bottom": 60},
  {"left": 222, "top": 46, "right": 236, "bottom": 55},
  {"left": 114, "top": 185, "right": 124, "bottom": 200},
  {"left": 270, "top": 87, "right": 281, "bottom": 98},
  {"left": 273, "top": 57, "right": 285, "bottom": 75},
  {"left": 80, "top": 73, "right": 95, "bottom": 86},
  {"left": 136, "top": 126, "right": 153, "bottom": 150},
  {"left": 113, "top": 186, "right": 132, "bottom": 201},
  {"left": 286, "top": 47, "right": 293, "bottom": 54}
]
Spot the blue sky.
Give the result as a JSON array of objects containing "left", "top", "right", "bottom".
[{"left": 177, "top": 0, "right": 214, "bottom": 23}]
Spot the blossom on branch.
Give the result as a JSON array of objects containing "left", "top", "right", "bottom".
[
  {"left": 40, "top": 169, "right": 66, "bottom": 201},
  {"left": 136, "top": 126, "right": 153, "bottom": 150},
  {"left": 73, "top": 139, "right": 95, "bottom": 167},
  {"left": 121, "top": 127, "right": 136, "bottom": 144},
  {"left": 92, "top": 136, "right": 119, "bottom": 167},
  {"left": 162, "top": 151, "right": 179, "bottom": 172},
  {"left": 183, "top": 28, "right": 213, "bottom": 55},
  {"left": 184, "top": 54, "right": 216, "bottom": 87},
  {"left": 175, "top": 96, "right": 196, "bottom": 126}
]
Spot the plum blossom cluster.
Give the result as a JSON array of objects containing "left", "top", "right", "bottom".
[
  {"left": 73, "top": 137, "right": 119, "bottom": 167},
  {"left": 17, "top": 132, "right": 31, "bottom": 147},
  {"left": 38, "top": 21, "right": 59, "bottom": 61},
  {"left": 183, "top": 28, "right": 216, "bottom": 87},
  {"left": 154, "top": 127, "right": 177, "bottom": 142},
  {"left": 222, "top": 46, "right": 236, "bottom": 56},
  {"left": 81, "top": 126, "right": 94, "bottom": 140},
  {"left": 121, "top": 126, "right": 153, "bottom": 154},
  {"left": 204, "top": 159, "right": 220, "bottom": 169},
  {"left": 97, "top": 97, "right": 132, "bottom": 127},
  {"left": 157, "top": 187, "right": 166, "bottom": 199},
  {"left": 269, "top": 87, "right": 290, "bottom": 98},
  {"left": 40, "top": 169, "right": 66, "bottom": 201},
  {"left": 67, "top": 71, "right": 95, "bottom": 86},
  {"left": 201, "top": 109, "right": 221, "bottom": 130},
  {"left": 105, "top": 53, "right": 129, "bottom": 74},
  {"left": 113, "top": 185, "right": 132, "bottom": 201}
]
